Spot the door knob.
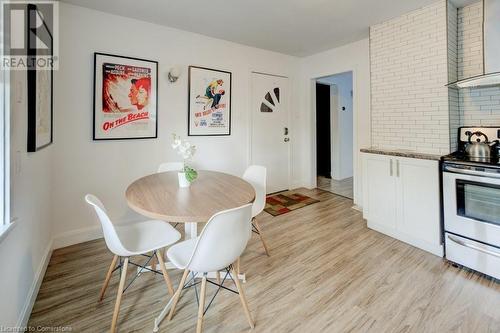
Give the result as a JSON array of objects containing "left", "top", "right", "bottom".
[{"left": 284, "top": 137, "right": 290, "bottom": 142}]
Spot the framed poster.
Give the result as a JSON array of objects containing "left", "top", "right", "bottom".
[
  {"left": 188, "top": 66, "right": 231, "bottom": 136},
  {"left": 93, "top": 52, "right": 158, "bottom": 140},
  {"left": 27, "top": 4, "right": 53, "bottom": 152}
]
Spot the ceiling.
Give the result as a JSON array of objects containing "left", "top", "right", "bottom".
[{"left": 62, "top": 0, "right": 447, "bottom": 57}]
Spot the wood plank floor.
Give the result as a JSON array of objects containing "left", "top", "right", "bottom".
[
  {"left": 28, "top": 189, "right": 500, "bottom": 332},
  {"left": 317, "top": 176, "right": 353, "bottom": 199}
]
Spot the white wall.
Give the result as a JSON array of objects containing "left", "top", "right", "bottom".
[
  {"left": 51, "top": 3, "right": 301, "bottom": 247},
  {"left": 0, "top": 71, "right": 53, "bottom": 327},
  {"left": 300, "top": 39, "right": 371, "bottom": 207},
  {"left": 370, "top": 1, "right": 450, "bottom": 155}
]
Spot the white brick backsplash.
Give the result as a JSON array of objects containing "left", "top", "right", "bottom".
[
  {"left": 448, "top": 1, "right": 460, "bottom": 152},
  {"left": 457, "top": 1, "right": 483, "bottom": 80},
  {"left": 457, "top": 1, "right": 500, "bottom": 127},
  {"left": 370, "top": 1, "right": 451, "bottom": 154}
]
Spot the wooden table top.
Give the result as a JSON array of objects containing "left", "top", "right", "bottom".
[{"left": 126, "top": 170, "right": 255, "bottom": 223}]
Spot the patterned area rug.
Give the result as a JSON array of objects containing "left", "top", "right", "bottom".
[{"left": 264, "top": 191, "right": 320, "bottom": 216}]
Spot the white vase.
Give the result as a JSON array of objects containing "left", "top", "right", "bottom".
[{"left": 178, "top": 172, "right": 190, "bottom": 188}]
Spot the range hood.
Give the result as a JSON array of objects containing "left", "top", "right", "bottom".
[{"left": 449, "top": 0, "right": 500, "bottom": 88}]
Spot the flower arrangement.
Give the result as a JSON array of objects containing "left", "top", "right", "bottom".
[{"left": 172, "top": 134, "right": 198, "bottom": 184}]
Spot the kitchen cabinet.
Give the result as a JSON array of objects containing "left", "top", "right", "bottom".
[
  {"left": 362, "top": 153, "right": 398, "bottom": 230},
  {"left": 362, "top": 153, "right": 443, "bottom": 256}
]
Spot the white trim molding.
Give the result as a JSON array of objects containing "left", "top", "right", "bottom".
[
  {"left": 17, "top": 239, "right": 53, "bottom": 328},
  {"left": 52, "top": 225, "right": 102, "bottom": 249}
]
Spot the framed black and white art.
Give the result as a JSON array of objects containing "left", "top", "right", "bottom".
[
  {"left": 188, "top": 66, "right": 231, "bottom": 136},
  {"left": 93, "top": 52, "right": 158, "bottom": 140},
  {"left": 27, "top": 4, "right": 53, "bottom": 152}
]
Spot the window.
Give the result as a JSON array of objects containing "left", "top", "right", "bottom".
[{"left": 260, "top": 87, "right": 280, "bottom": 113}]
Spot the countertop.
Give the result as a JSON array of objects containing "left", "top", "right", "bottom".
[{"left": 360, "top": 148, "right": 442, "bottom": 161}]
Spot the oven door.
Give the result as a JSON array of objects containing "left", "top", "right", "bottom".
[{"left": 443, "top": 168, "right": 500, "bottom": 246}]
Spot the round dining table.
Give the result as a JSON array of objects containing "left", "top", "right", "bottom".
[
  {"left": 126, "top": 170, "right": 256, "bottom": 332},
  {"left": 126, "top": 170, "right": 255, "bottom": 235},
  {"left": 126, "top": 170, "right": 255, "bottom": 274}
]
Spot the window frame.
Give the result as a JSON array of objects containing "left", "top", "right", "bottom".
[{"left": 0, "top": 3, "right": 12, "bottom": 240}]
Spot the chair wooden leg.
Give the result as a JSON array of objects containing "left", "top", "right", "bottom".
[
  {"left": 155, "top": 250, "right": 174, "bottom": 295},
  {"left": 216, "top": 271, "right": 221, "bottom": 285},
  {"left": 167, "top": 269, "right": 189, "bottom": 321},
  {"left": 99, "top": 255, "right": 118, "bottom": 302},
  {"left": 111, "top": 257, "right": 128, "bottom": 333},
  {"left": 236, "top": 257, "right": 241, "bottom": 275},
  {"left": 196, "top": 275, "right": 208, "bottom": 333},
  {"left": 253, "top": 218, "right": 270, "bottom": 256},
  {"left": 151, "top": 251, "right": 157, "bottom": 271},
  {"left": 231, "top": 265, "right": 254, "bottom": 329}
]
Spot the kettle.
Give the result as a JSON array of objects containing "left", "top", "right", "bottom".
[{"left": 465, "top": 131, "right": 498, "bottom": 159}]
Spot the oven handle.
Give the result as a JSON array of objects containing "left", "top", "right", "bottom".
[
  {"left": 448, "top": 235, "right": 500, "bottom": 259},
  {"left": 445, "top": 166, "right": 500, "bottom": 179}
]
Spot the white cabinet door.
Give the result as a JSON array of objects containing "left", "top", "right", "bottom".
[
  {"left": 362, "top": 153, "right": 443, "bottom": 257},
  {"left": 363, "top": 153, "right": 397, "bottom": 230},
  {"left": 396, "top": 157, "right": 441, "bottom": 247}
]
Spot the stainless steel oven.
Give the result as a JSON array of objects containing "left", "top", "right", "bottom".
[{"left": 443, "top": 163, "right": 500, "bottom": 278}]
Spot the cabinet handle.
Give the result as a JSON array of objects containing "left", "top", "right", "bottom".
[
  {"left": 390, "top": 159, "right": 393, "bottom": 176},
  {"left": 396, "top": 160, "right": 400, "bottom": 177}
]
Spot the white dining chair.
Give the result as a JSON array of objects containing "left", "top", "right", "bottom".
[
  {"left": 157, "top": 161, "right": 184, "bottom": 173},
  {"left": 85, "top": 194, "right": 181, "bottom": 333},
  {"left": 154, "top": 204, "right": 254, "bottom": 333},
  {"left": 243, "top": 165, "right": 270, "bottom": 256}
]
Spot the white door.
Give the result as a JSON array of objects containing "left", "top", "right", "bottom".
[
  {"left": 362, "top": 153, "right": 398, "bottom": 230},
  {"left": 251, "top": 72, "right": 289, "bottom": 193}
]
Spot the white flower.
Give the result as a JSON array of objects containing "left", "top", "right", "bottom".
[
  {"left": 171, "top": 138, "right": 181, "bottom": 149},
  {"left": 171, "top": 134, "right": 196, "bottom": 161}
]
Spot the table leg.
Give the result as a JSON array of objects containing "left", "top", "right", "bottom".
[{"left": 186, "top": 222, "right": 197, "bottom": 239}]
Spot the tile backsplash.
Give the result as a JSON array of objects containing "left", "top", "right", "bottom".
[
  {"left": 370, "top": 1, "right": 450, "bottom": 155},
  {"left": 457, "top": 1, "right": 500, "bottom": 127}
]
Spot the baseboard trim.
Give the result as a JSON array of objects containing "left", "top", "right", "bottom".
[
  {"left": 17, "top": 239, "right": 53, "bottom": 329},
  {"left": 52, "top": 225, "right": 102, "bottom": 249},
  {"left": 351, "top": 204, "right": 363, "bottom": 212},
  {"left": 52, "top": 218, "right": 144, "bottom": 249}
]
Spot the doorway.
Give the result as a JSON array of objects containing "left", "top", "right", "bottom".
[
  {"left": 315, "top": 71, "right": 353, "bottom": 199},
  {"left": 251, "top": 72, "right": 290, "bottom": 193}
]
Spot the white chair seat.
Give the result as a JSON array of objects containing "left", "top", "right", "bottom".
[
  {"left": 116, "top": 220, "right": 181, "bottom": 256},
  {"left": 156, "top": 204, "right": 255, "bottom": 333},
  {"left": 166, "top": 237, "right": 198, "bottom": 269}
]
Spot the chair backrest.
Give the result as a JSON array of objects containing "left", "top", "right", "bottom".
[
  {"left": 85, "top": 194, "right": 130, "bottom": 257},
  {"left": 186, "top": 204, "right": 252, "bottom": 273},
  {"left": 242, "top": 165, "right": 267, "bottom": 218},
  {"left": 157, "top": 162, "right": 184, "bottom": 173}
]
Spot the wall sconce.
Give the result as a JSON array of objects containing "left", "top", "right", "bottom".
[{"left": 168, "top": 66, "right": 181, "bottom": 83}]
